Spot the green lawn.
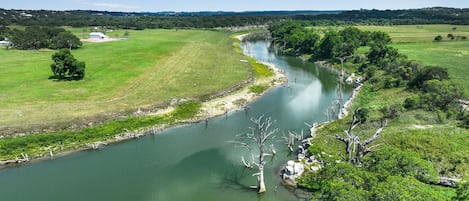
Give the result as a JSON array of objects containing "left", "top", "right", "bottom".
[
  {"left": 0, "top": 29, "right": 249, "bottom": 133},
  {"left": 355, "top": 24, "right": 469, "bottom": 43},
  {"left": 391, "top": 41, "right": 469, "bottom": 89}
]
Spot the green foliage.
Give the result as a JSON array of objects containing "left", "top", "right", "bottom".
[
  {"left": 249, "top": 85, "right": 268, "bottom": 94},
  {"left": 371, "top": 176, "right": 449, "bottom": 201},
  {"left": 368, "top": 31, "right": 392, "bottom": 45},
  {"left": 460, "top": 113, "right": 469, "bottom": 129},
  {"left": 409, "top": 66, "right": 449, "bottom": 89},
  {"left": 8, "top": 26, "right": 81, "bottom": 50},
  {"left": 50, "top": 31, "right": 82, "bottom": 49},
  {"left": 339, "top": 27, "right": 363, "bottom": 56},
  {"left": 317, "top": 31, "right": 342, "bottom": 59},
  {"left": 363, "top": 147, "right": 438, "bottom": 183},
  {"left": 419, "top": 80, "right": 463, "bottom": 111},
  {"left": 299, "top": 148, "right": 449, "bottom": 200},
  {"left": 249, "top": 59, "right": 274, "bottom": 78},
  {"left": 367, "top": 43, "right": 401, "bottom": 67},
  {"left": 321, "top": 179, "right": 368, "bottom": 201},
  {"left": 50, "top": 49, "right": 86, "bottom": 80},
  {"left": 453, "top": 182, "right": 469, "bottom": 201},
  {"left": 354, "top": 107, "right": 369, "bottom": 124},
  {"left": 268, "top": 21, "right": 320, "bottom": 55},
  {"left": 379, "top": 104, "right": 401, "bottom": 120}
]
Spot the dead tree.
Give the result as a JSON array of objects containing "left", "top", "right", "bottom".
[
  {"left": 335, "top": 108, "right": 386, "bottom": 166},
  {"left": 230, "top": 115, "right": 278, "bottom": 193},
  {"left": 282, "top": 130, "right": 303, "bottom": 152}
]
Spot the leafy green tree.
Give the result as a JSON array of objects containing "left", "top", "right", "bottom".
[
  {"left": 447, "top": 33, "right": 455, "bottom": 40},
  {"left": 420, "top": 80, "right": 463, "bottom": 111},
  {"left": 368, "top": 31, "right": 392, "bottom": 45},
  {"left": 367, "top": 43, "right": 401, "bottom": 68},
  {"left": 317, "top": 30, "right": 342, "bottom": 59},
  {"left": 339, "top": 27, "right": 363, "bottom": 56},
  {"left": 50, "top": 31, "right": 82, "bottom": 49},
  {"left": 50, "top": 49, "right": 85, "bottom": 80},
  {"left": 408, "top": 66, "right": 449, "bottom": 89}
]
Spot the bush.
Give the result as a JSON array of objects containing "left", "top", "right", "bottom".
[
  {"left": 404, "top": 95, "right": 420, "bottom": 109},
  {"left": 249, "top": 85, "right": 269, "bottom": 94},
  {"left": 363, "top": 147, "right": 439, "bottom": 183},
  {"left": 459, "top": 113, "right": 469, "bottom": 129}
]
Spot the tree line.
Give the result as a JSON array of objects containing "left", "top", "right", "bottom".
[
  {"left": 268, "top": 20, "right": 391, "bottom": 59},
  {"left": 1, "top": 7, "right": 468, "bottom": 30},
  {"left": 0, "top": 26, "right": 82, "bottom": 50}
]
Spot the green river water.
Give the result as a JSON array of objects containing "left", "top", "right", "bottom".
[{"left": 0, "top": 40, "right": 351, "bottom": 201}]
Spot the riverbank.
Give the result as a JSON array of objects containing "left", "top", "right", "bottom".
[{"left": 0, "top": 32, "right": 287, "bottom": 167}]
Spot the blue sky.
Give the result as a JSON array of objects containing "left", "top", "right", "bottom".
[{"left": 2, "top": 0, "right": 468, "bottom": 12}]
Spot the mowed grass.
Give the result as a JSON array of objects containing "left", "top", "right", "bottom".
[{"left": 0, "top": 29, "right": 249, "bottom": 132}]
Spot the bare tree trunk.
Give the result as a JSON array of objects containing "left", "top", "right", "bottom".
[
  {"left": 336, "top": 108, "right": 386, "bottom": 166},
  {"left": 230, "top": 115, "right": 277, "bottom": 194},
  {"left": 257, "top": 166, "right": 266, "bottom": 193}
]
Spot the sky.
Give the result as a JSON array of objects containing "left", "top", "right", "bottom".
[{"left": 1, "top": 0, "right": 468, "bottom": 12}]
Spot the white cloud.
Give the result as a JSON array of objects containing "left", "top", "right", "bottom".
[{"left": 78, "top": 1, "right": 140, "bottom": 10}]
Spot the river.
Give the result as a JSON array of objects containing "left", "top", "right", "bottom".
[{"left": 0, "top": 40, "right": 351, "bottom": 201}]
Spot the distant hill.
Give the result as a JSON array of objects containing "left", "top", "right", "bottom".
[{"left": 0, "top": 7, "right": 468, "bottom": 28}]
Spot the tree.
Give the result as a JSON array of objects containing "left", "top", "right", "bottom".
[
  {"left": 368, "top": 31, "right": 392, "bottom": 45},
  {"left": 447, "top": 33, "right": 455, "bottom": 40},
  {"left": 336, "top": 108, "right": 386, "bottom": 166},
  {"left": 50, "top": 31, "right": 82, "bottom": 50},
  {"left": 317, "top": 30, "right": 342, "bottom": 59},
  {"left": 408, "top": 66, "right": 449, "bottom": 89},
  {"left": 339, "top": 27, "right": 363, "bottom": 56},
  {"left": 231, "top": 115, "right": 278, "bottom": 193},
  {"left": 50, "top": 49, "right": 86, "bottom": 80},
  {"left": 419, "top": 80, "right": 463, "bottom": 123}
]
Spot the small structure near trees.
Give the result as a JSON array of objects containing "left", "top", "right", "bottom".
[
  {"left": 89, "top": 32, "right": 108, "bottom": 40},
  {"left": 50, "top": 49, "right": 86, "bottom": 80},
  {"left": 230, "top": 115, "right": 278, "bottom": 193}
]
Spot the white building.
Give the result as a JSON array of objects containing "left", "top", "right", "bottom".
[{"left": 89, "top": 32, "right": 108, "bottom": 39}]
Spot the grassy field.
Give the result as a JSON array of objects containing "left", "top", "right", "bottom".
[
  {"left": 355, "top": 24, "right": 469, "bottom": 43},
  {"left": 391, "top": 41, "right": 469, "bottom": 89},
  {"left": 355, "top": 24, "right": 469, "bottom": 88},
  {"left": 0, "top": 29, "right": 249, "bottom": 134}
]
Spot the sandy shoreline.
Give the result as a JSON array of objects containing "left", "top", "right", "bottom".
[{"left": 0, "top": 32, "right": 287, "bottom": 167}]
